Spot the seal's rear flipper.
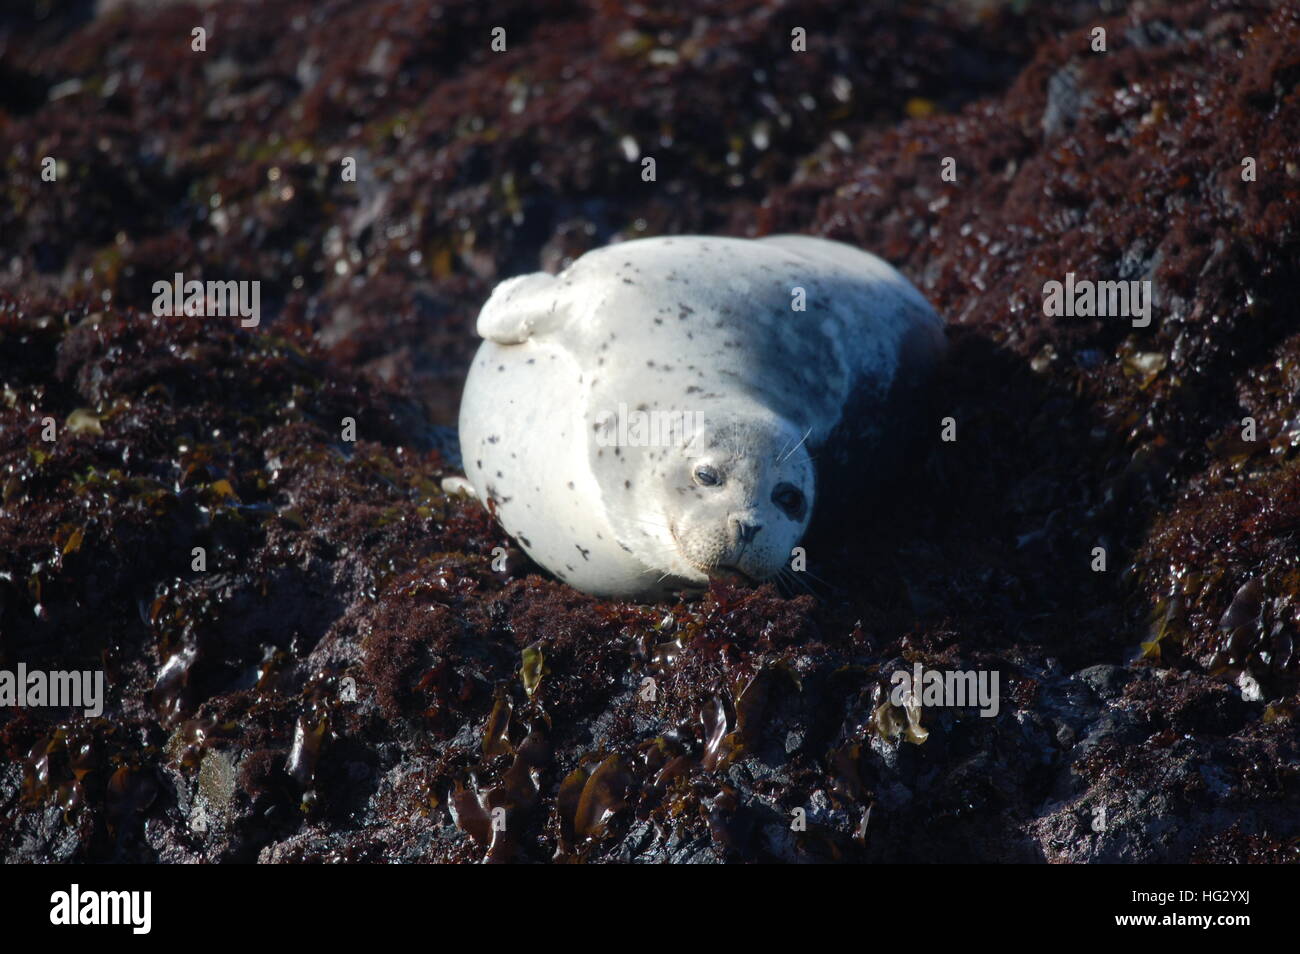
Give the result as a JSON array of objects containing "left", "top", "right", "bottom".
[{"left": 475, "top": 272, "right": 567, "bottom": 344}]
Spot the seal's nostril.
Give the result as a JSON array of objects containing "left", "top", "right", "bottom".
[{"left": 736, "top": 522, "right": 761, "bottom": 544}]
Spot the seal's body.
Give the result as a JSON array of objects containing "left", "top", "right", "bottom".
[{"left": 456, "top": 235, "right": 944, "bottom": 599}]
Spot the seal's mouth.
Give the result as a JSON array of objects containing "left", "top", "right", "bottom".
[
  {"left": 705, "top": 564, "right": 756, "bottom": 585},
  {"left": 670, "top": 523, "right": 761, "bottom": 585}
]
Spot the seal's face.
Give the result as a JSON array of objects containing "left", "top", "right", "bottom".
[{"left": 656, "top": 416, "right": 814, "bottom": 587}]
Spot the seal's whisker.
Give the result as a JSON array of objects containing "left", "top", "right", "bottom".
[
  {"left": 778, "top": 426, "right": 813, "bottom": 464},
  {"left": 779, "top": 564, "right": 823, "bottom": 596},
  {"left": 623, "top": 517, "right": 672, "bottom": 530},
  {"left": 593, "top": 566, "right": 672, "bottom": 589},
  {"left": 777, "top": 567, "right": 813, "bottom": 596},
  {"left": 773, "top": 567, "right": 795, "bottom": 595},
  {"left": 799, "top": 566, "right": 830, "bottom": 587}
]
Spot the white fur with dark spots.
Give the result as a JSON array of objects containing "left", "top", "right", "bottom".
[{"left": 456, "top": 235, "right": 945, "bottom": 599}]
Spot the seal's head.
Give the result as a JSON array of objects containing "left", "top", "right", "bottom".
[{"left": 626, "top": 410, "right": 815, "bottom": 588}]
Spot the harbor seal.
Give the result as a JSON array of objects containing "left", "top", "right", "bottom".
[{"left": 452, "top": 235, "right": 945, "bottom": 599}]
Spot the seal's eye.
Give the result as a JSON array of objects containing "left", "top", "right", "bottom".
[
  {"left": 772, "top": 483, "right": 805, "bottom": 518},
  {"left": 693, "top": 464, "right": 722, "bottom": 487}
]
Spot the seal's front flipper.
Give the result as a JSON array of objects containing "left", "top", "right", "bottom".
[
  {"left": 441, "top": 475, "right": 478, "bottom": 500},
  {"left": 475, "top": 272, "right": 568, "bottom": 344}
]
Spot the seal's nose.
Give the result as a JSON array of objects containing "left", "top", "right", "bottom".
[{"left": 734, "top": 521, "right": 762, "bottom": 544}]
